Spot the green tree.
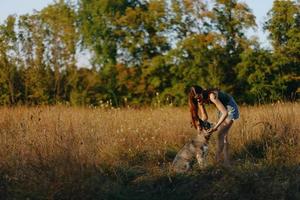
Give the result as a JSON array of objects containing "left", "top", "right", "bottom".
[
  {"left": 116, "top": 0, "right": 169, "bottom": 64},
  {"left": 115, "top": 0, "right": 171, "bottom": 103},
  {"left": 69, "top": 67, "right": 101, "bottom": 105},
  {"left": 265, "top": 0, "right": 300, "bottom": 100},
  {"left": 0, "top": 15, "right": 20, "bottom": 105},
  {"left": 18, "top": 14, "right": 51, "bottom": 104},
  {"left": 209, "top": 0, "right": 256, "bottom": 93},
  {"left": 39, "top": 0, "right": 78, "bottom": 103},
  {"left": 78, "top": 0, "right": 137, "bottom": 66},
  {"left": 237, "top": 47, "right": 276, "bottom": 103}
]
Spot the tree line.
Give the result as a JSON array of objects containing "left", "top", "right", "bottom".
[{"left": 0, "top": 0, "right": 299, "bottom": 106}]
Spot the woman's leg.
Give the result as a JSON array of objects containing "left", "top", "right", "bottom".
[{"left": 215, "top": 119, "right": 233, "bottom": 166}]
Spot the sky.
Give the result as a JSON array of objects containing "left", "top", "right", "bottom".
[
  {"left": 0, "top": 0, "right": 274, "bottom": 65},
  {"left": 0, "top": 0, "right": 54, "bottom": 20},
  {"left": 243, "top": 0, "right": 274, "bottom": 47}
]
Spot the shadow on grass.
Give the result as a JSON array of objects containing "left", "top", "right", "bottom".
[
  {"left": 1, "top": 160, "right": 299, "bottom": 200},
  {"left": 232, "top": 122, "right": 298, "bottom": 164},
  {"left": 232, "top": 134, "right": 270, "bottom": 162},
  {"left": 98, "top": 165, "right": 300, "bottom": 200}
]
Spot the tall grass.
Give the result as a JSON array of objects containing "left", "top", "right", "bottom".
[{"left": 0, "top": 103, "right": 299, "bottom": 199}]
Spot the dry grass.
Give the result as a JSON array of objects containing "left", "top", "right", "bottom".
[{"left": 0, "top": 103, "right": 299, "bottom": 199}]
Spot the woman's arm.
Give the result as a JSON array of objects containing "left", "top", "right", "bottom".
[
  {"left": 198, "top": 103, "right": 208, "bottom": 121},
  {"left": 209, "top": 92, "right": 228, "bottom": 131}
]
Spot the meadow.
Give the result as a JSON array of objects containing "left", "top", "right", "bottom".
[{"left": 0, "top": 103, "right": 299, "bottom": 200}]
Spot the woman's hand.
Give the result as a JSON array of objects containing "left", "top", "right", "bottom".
[
  {"left": 207, "top": 126, "right": 218, "bottom": 133},
  {"left": 203, "top": 127, "right": 216, "bottom": 140}
]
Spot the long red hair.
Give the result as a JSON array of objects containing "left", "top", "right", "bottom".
[
  {"left": 189, "top": 86, "right": 203, "bottom": 130},
  {"left": 189, "top": 86, "right": 219, "bottom": 130}
]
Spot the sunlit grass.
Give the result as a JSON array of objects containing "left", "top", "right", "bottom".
[{"left": 0, "top": 103, "right": 299, "bottom": 199}]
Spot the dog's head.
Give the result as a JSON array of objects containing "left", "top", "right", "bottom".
[
  {"left": 196, "top": 119, "right": 214, "bottom": 141},
  {"left": 199, "top": 119, "right": 213, "bottom": 131}
]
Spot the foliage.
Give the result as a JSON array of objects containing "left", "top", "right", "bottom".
[
  {"left": 264, "top": 0, "right": 300, "bottom": 101},
  {"left": 0, "top": 0, "right": 299, "bottom": 106}
]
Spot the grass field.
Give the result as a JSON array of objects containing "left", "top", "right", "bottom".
[{"left": 0, "top": 103, "right": 299, "bottom": 199}]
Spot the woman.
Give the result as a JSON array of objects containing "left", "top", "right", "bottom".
[{"left": 189, "top": 85, "right": 239, "bottom": 167}]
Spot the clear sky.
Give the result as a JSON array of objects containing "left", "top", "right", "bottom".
[
  {"left": 0, "top": 0, "right": 274, "bottom": 59},
  {"left": 0, "top": 0, "right": 54, "bottom": 20}
]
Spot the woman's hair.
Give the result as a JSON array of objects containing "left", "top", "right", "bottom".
[
  {"left": 188, "top": 85, "right": 219, "bottom": 130},
  {"left": 189, "top": 86, "right": 204, "bottom": 130}
]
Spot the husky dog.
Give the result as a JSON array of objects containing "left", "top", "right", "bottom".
[{"left": 172, "top": 120, "right": 213, "bottom": 173}]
